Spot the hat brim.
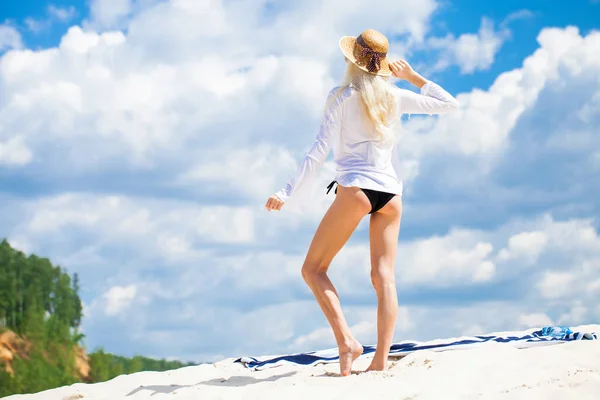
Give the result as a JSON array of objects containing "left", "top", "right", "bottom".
[{"left": 339, "top": 36, "right": 392, "bottom": 77}]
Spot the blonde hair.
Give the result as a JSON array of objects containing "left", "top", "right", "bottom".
[{"left": 326, "top": 61, "right": 399, "bottom": 141}]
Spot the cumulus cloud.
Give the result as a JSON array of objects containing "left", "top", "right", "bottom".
[
  {"left": 25, "top": 5, "right": 78, "bottom": 34},
  {"left": 19, "top": 193, "right": 256, "bottom": 252},
  {"left": 428, "top": 17, "right": 509, "bottom": 74},
  {"left": 48, "top": 5, "right": 78, "bottom": 22},
  {"left": 102, "top": 284, "right": 138, "bottom": 316},
  {"left": 396, "top": 26, "right": 600, "bottom": 218},
  {"left": 0, "top": 0, "right": 439, "bottom": 184},
  {"left": 89, "top": 0, "right": 133, "bottom": 28},
  {"left": 6, "top": 187, "right": 600, "bottom": 360},
  {"left": 2, "top": 0, "right": 599, "bottom": 361},
  {"left": 518, "top": 313, "right": 554, "bottom": 328},
  {"left": 0, "top": 23, "right": 23, "bottom": 51},
  {"left": 0, "top": 136, "right": 32, "bottom": 166},
  {"left": 497, "top": 231, "right": 549, "bottom": 264},
  {"left": 423, "top": 10, "right": 533, "bottom": 75},
  {"left": 397, "top": 230, "right": 496, "bottom": 285}
]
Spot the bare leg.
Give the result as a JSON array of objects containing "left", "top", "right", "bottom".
[
  {"left": 302, "top": 185, "right": 371, "bottom": 376},
  {"left": 366, "top": 196, "right": 402, "bottom": 372}
]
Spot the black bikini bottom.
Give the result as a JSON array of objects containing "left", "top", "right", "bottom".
[{"left": 326, "top": 181, "right": 396, "bottom": 214}]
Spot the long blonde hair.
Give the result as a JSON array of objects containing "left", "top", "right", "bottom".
[{"left": 326, "top": 61, "right": 399, "bottom": 141}]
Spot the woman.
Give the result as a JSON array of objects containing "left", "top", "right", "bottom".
[{"left": 264, "top": 29, "right": 459, "bottom": 376}]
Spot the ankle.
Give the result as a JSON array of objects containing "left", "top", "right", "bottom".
[
  {"left": 371, "top": 354, "right": 388, "bottom": 365},
  {"left": 338, "top": 336, "right": 360, "bottom": 351}
]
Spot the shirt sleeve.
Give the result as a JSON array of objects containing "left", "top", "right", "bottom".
[
  {"left": 397, "top": 81, "right": 459, "bottom": 115},
  {"left": 274, "top": 88, "right": 343, "bottom": 202}
]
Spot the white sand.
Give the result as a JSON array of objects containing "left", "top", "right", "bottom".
[{"left": 5, "top": 325, "right": 600, "bottom": 400}]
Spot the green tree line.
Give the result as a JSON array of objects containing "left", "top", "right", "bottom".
[{"left": 0, "top": 240, "right": 195, "bottom": 397}]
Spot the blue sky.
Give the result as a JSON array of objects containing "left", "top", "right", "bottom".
[{"left": 0, "top": 0, "right": 599, "bottom": 363}]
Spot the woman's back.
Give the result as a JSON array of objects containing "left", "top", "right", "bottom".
[
  {"left": 329, "top": 85, "right": 399, "bottom": 192},
  {"left": 273, "top": 68, "right": 458, "bottom": 203}
]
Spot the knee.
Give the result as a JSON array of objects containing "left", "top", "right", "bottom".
[
  {"left": 370, "top": 267, "right": 396, "bottom": 290},
  {"left": 301, "top": 264, "right": 311, "bottom": 283},
  {"left": 301, "top": 261, "right": 325, "bottom": 284}
]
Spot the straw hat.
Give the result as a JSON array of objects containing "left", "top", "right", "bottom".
[{"left": 339, "top": 29, "right": 392, "bottom": 77}]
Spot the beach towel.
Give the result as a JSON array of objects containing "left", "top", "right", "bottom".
[{"left": 235, "top": 325, "right": 598, "bottom": 371}]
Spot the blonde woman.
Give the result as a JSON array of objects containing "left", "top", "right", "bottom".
[{"left": 265, "top": 29, "right": 459, "bottom": 376}]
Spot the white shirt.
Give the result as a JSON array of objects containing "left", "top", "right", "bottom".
[{"left": 275, "top": 81, "right": 459, "bottom": 202}]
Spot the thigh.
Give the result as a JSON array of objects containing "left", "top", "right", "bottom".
[
  {"left": 369, "top": 196, "right": 403, "bottom": 272},
  {"left": 304, "top": 185, "right": 372, "bottom": 273}
]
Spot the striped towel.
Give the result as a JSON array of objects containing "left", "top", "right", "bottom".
[{"left": 235, "top": 325, "right": 598, "bottom": 371}]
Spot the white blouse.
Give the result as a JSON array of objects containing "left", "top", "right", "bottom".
[{"left": 274, "top": 81, "right": 459, "bottom": 202}]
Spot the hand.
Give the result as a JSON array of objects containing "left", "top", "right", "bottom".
[
  {"left": 390, "top": 59, "right": 427, "bottom": 88},
  {"left": 389, "top": 59, "right": 415, "bottom": 80},
  {"left": 265, "top": 194, "right": 284, "bottom": 211}
]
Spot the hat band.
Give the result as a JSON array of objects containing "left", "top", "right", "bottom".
[{"left": 355, "top": 35, "right": 387, "bottom": 73}]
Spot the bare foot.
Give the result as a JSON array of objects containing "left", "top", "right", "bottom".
[
  {"left": 339, "top": 339, "right": 363, "bottom": 376},
  {"left": 365, "top": 359, "right": 387, "bottom": 372}
]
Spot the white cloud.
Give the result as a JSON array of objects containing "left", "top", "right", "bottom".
[
  {"left": 537, "top": 272, "right": 576, "bottom": 299},
  {"left": 395, "top": 26, "right": 600, "bottom": 197},
  {"left": 518, "top": 313, "right": 554, "bottom": 329},
  {"left": 16, "top": 193, "right": 257, "bottom": 269},
  {"left": 330, "top": 215, "right": 600, "bottom": 295},
  {"left": 292, "top": 326, "right": 333, "bottom": 348},
  {"left": 497, "top": 231, "right": 549, "bottom": 264},
  {"left": 0, "top": 136, "right": 32, "bottom": 166},
  {"left": 177, "top": 144, "right": 298, "bottom": 200},
  {"left": 103, "top": 284, "right": 137, "bottom": 316},
  {"left": 6, "top": 185, "right": 599, "bottom": 360},
  {"left": 557, "top": 304, "right": 588, "bottom": 326},
  {"left": 0, "top": 23, "right": 22, "bottom": 51},
  {"left": 90, "top": 0, "right": 133, "bottom": 28},
  {"left": 24, "top": 5, "right": 78, "bottom": 34},
  {"left": 2, "top": 0, "right": 599, "bottom": 363},
  {"left": 0, "top": 0, "right": 440, "bottom": 181},
  {"left": 473, "top": 261, "right": 496, "bottom": 282},
  {"left": 500, "top": 9, "right": 535, "bottom": 27},
  {"left": 428, "top": 17, "right": 508, "bottom": 74},
  {"left": 24, "top": 18, "right": 49, "bottom": 34},
  {"left": 6, "top": 237, "right": 33, "bottom": 255},
  {"left": 397, "top": 230, "right": 496, "bottom": 285},
  {"left": 48, "top": 5, "right": 78, "bottom": 22},
  {"left": 424, "top": 10, "right": 532, "bottom": 75},
  {"left": 578, "top": 90, "right": 600, "bottom": 123}
]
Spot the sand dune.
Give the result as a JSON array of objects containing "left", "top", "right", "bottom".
[{"left": 5, "top": 325, "right": 600, "bottom": 400}]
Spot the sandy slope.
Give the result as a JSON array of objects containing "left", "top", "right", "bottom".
[{"left": 4, "top": 326, "right": 600, "bottom": 400}]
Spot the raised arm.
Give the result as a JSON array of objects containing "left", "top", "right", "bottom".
[
  {"left": 271, "top": 87, "right": 344, "bottom": 205},
  {"left": 389, "top": 60, "right": 459, "bottom": 115}
]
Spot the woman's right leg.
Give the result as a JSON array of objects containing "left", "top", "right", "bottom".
[
  {"left": 302, "top": 184, "right": 371, "bottom": 376},
  {"left": 366, "top": 195, "right": 402, "bottom": 371}
]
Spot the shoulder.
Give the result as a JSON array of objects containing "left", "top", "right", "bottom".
[
  {"left": 327, "top": 85, "right": 347, "bottom": 97},
  {"left": 326, "top": 85, "right": 353, "bottom": 104},
  {"left": 327, "top": 86, "right": 342, "bottom": 98}
]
